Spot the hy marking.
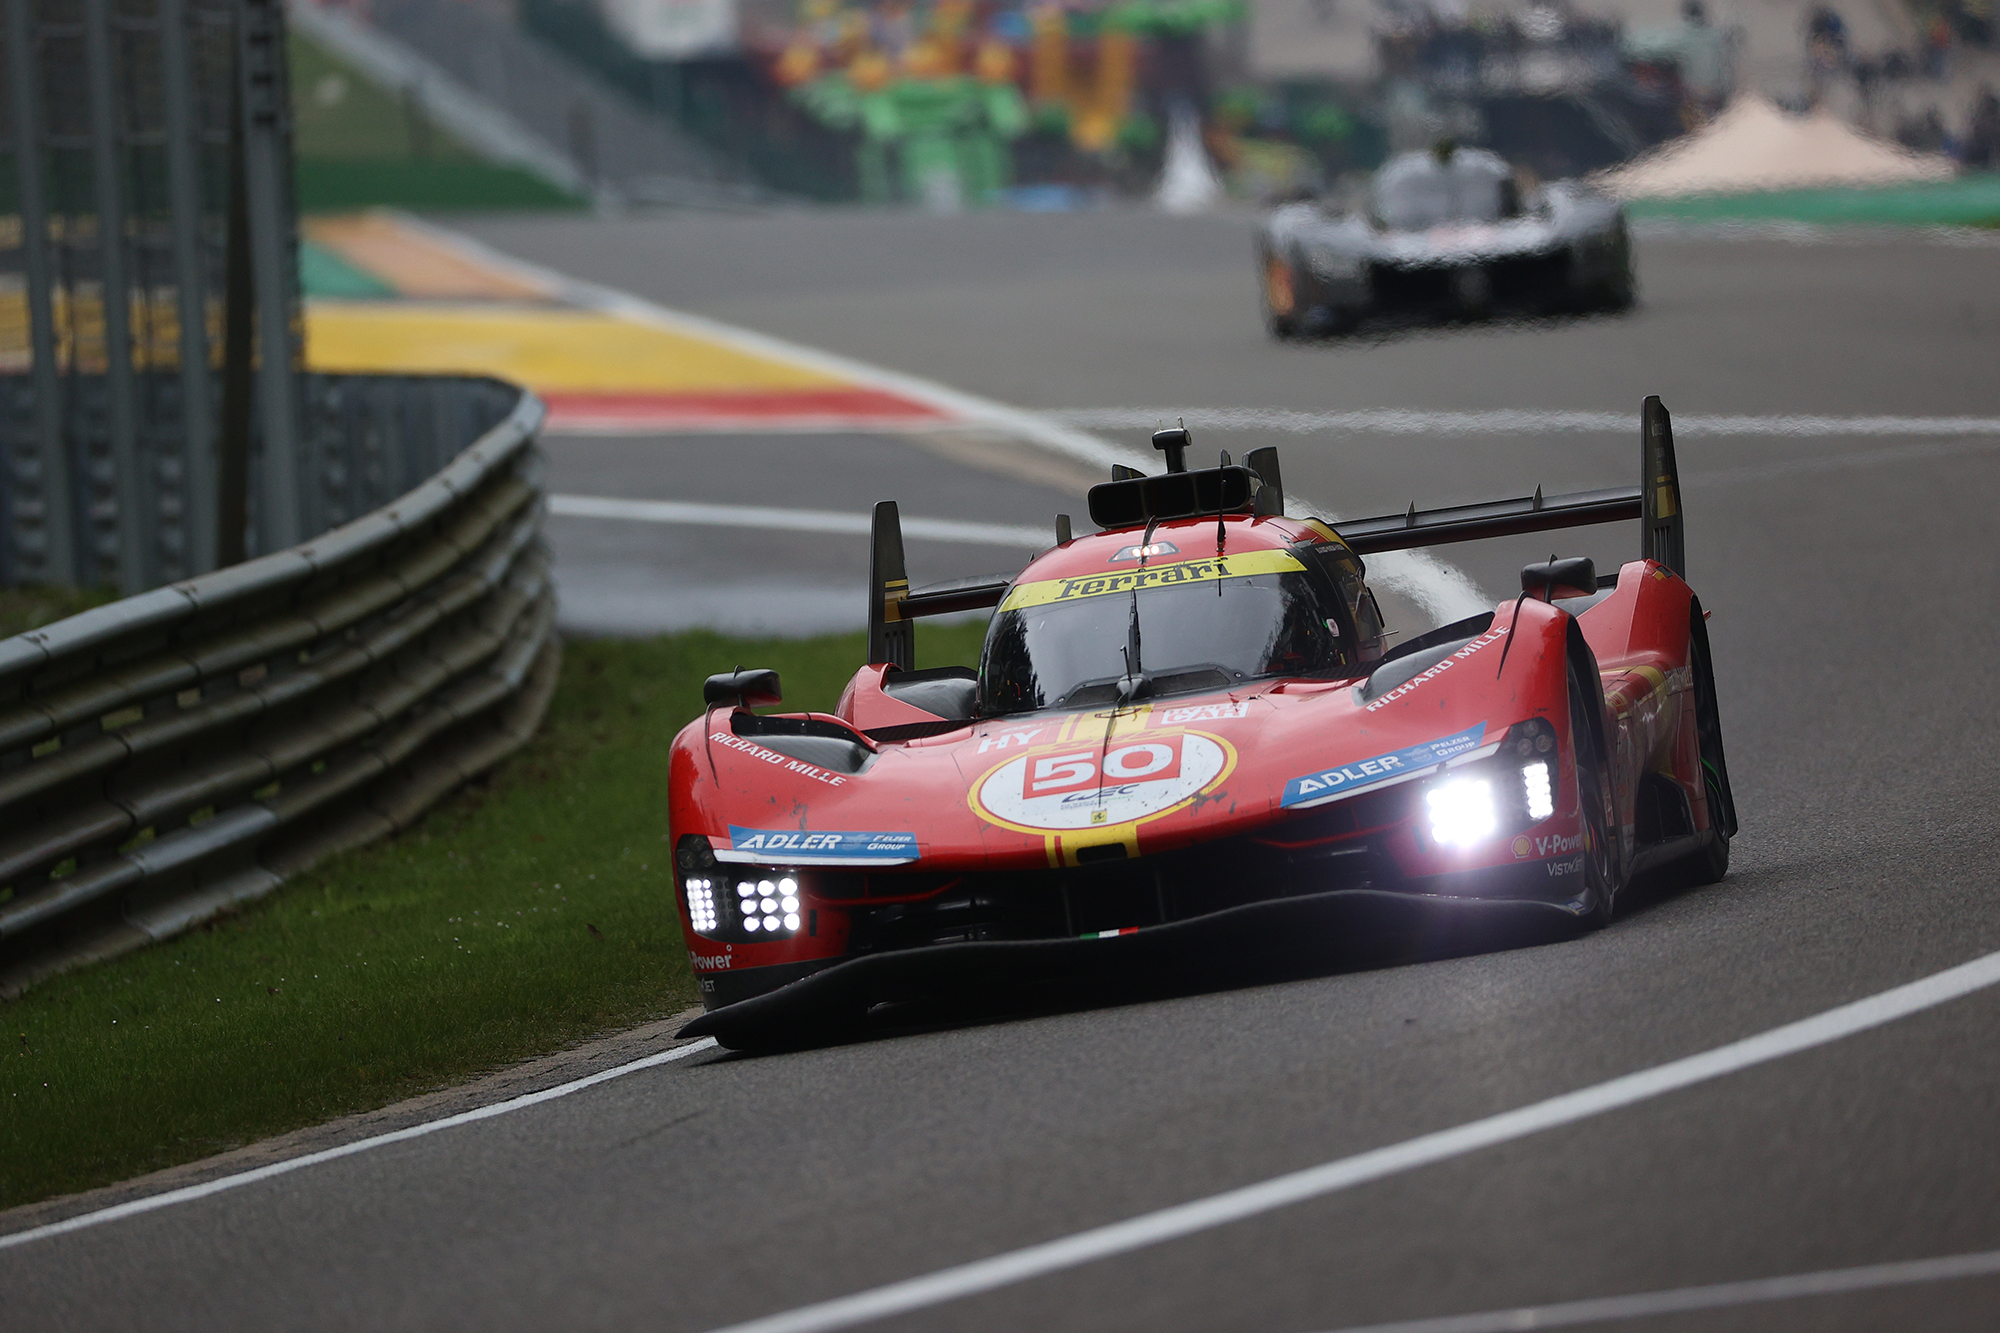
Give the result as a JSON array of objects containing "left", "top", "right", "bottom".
[
  {"left": 0, "top": 1037, "right": 718, "bottom": 1251},
  {"left": 1307, "top": 1248, "right": 2000, "bottom": 1333},
  {"left": 700, "top": 946, "right": 2000, "bottom": 1333},
  {"left": 1050, "top": 407, "right": 2000, "bottom": 439}
]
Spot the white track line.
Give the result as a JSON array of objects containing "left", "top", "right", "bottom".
[
  {"left": 401, "top": 216, "right": 1494, "bottom": 619},
  {"left": 549, "top": 495, "right": 1052, "bottom": 549},
  {"left": 1307, "top": 1248, "right": 2000, "bottom": 1333},
  {"left": 1051, "top": 408, "right": 2000, "bottom": 438},
  {"left": 0, "top": 1037, "right": 718, "bottom": 1251},
  {"left": 702, "top": 947, "right": 2000, "bottom": 1333},
  {"left": 1684, "top": 436, "right": 2000, "bottom": 486},
  {"left": 394, "top": 213, "right": 1149, "bottom": 477}
]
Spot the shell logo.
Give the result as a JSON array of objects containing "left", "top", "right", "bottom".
[{"left": 1512, "top": 835, "right": 1533, "bottom": 858}]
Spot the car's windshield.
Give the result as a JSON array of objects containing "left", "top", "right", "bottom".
[
  {"left": 978, "top": 561, "right": 1351, "bottom": 716},
  {"left": 1374, "top": 155, "right": 1509, "bottom": 230}
]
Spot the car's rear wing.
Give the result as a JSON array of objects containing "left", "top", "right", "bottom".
[
  {"left": 1332, "top": 396, "right": 1685, "bottom": 579},
  {"left": 863, "top": 397, "right": 1687, "bottom": 668}
]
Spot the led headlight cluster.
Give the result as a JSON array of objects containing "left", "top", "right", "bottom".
[
  {"left": 1425, "top": 777, "right": 1498, "bottom": 847},
  {"left": 675, "top": 836, "right": 807, "bottom": 941},
  {"left": 1422, "top": 717, "right": 1562, "bottom": 850},
  {"left": 685, "top": 877, "right": 719, "bottom": 933},
  {"left": 736, "top": 877, "right": 802, "bottom": 934},
  {"left": 1507, "top": 718, "right": 1558, "bottom": 821}
]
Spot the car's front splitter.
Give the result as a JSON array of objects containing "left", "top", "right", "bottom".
[{"left": 678, "top": 887, "right": 1582, "bottom": 1050}]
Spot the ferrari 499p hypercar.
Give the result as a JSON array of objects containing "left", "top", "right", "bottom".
[
  {"left": 1257, "top": 143, "right": 1634, "bottom": 337},
  {"left": 673, "top": 398, "right": 1734, "bottom": 1048}
]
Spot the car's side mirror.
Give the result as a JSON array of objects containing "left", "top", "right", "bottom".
[
  {"left": 703, "top": 668, "right": 782, "bottom": 709},
  {"left": 1521, "top": 556, "right": 1596, "bottom": 600}
]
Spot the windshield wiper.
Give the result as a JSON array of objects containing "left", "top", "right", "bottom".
[{"left": 1120, "top": 588, "right": 1148, "bottom": 703}]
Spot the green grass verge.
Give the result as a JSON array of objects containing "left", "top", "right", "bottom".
[
  {"left": 1626, "top": 173, "right": 2000, "bottom": 229},
  {"left": 289, "top": 30, "right": 583, "bottom": 213},
  {"left": 291, "top": 31, "right": 476, "bottom": 163},
  {"left": 0, "top": 621, "right": 988, "bottom": 1211},
  {"left": 295, "top": 159, "right": 585, "bottom": 214}
]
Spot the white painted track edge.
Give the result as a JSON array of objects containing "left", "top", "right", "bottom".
[
  {"left": 0, "top": 1037, "right": 718, "bottom": 1251},
  {"left": 387, "top": 213, "right": 1150, "bottom": 475},
  {"left": 1307, "top": 1248, "right": 2000, "bottom": 1333},
  {"left": 548, "top": 495, "right": 1052, "bottom": 548},
  {"left": 700, "top": 947, "right": 2000, "bottom": 1333},
  {"left": 1049, "top": 408, "right": 2000, "bottom": 438},
  {"left": 392, "top": 217, "right": 1505, "bottom": 622}
]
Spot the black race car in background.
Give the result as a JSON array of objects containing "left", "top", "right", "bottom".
[{"left": 1257, "top": 143, "right": 1635, "bottom": 337}]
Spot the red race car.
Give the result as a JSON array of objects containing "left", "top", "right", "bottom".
[{"left": 673, "top": 398, "right": 1736, "bottom": 1049}]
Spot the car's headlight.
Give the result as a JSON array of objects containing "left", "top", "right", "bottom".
[
  {"left": 1426, "top": 776, "right": 1497, "bottom": 847},
  {"left": 1421, "top": 717, "right": 1561, "bottom": 848},
  {"left": 677, "top": 835, "right": 805, "bottom": 941},
  {"left": 731, "top": 874, "right": 803, "bottom": 935}
]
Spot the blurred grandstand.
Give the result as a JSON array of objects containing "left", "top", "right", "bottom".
[{"left": 284, "top": 0, "right": 2000, "bottom": 211}]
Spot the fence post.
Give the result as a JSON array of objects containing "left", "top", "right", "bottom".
[
  {"left": 84, "top": 0, "right": 151, "bottom": 595},
  {"left": 159, "top": 0, "right": 219, "bottom": 577},
  {"left": 7, "top": 0, "right": 77, "bottom": 586},
  {"left": 237, "top": 0, "right": 304, "bottom": 553}
]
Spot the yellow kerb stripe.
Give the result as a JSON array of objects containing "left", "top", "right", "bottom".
[{"left": 1000, "top": 549, "right": 1304, "bottom": 612}]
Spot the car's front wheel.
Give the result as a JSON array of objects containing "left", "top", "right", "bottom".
[
  {"left": 1658, "top": 606, "right": 1734, "bottom": 888},
  {"left": 1571, "top": 658, "right": 1621, "bottom": 927},
  {"left": 1260, "top": 249, "right": 1302, "bottom": 339}
]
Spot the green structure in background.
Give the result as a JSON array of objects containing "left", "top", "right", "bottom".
[
  {"left": 289, "top": 33, "right": 581, "bottom": 212},
  {"left": 793, "top": 75, "right": 1028, "bottom": 208},
  {"left": 1626, "top": 175, "right": 2000, "bottom": 229}
]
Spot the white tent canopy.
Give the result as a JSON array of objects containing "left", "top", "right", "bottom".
[{"left": 1596, "top": 94, "right": 1955, "bottom": 198}]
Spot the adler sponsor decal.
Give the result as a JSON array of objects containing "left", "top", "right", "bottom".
[
  {"left": 721, "top": 826, "right": 918, "bottom": 864},
  {"left": 1363, "top": 626, "right": 1508, "bottom": 711},
  {"left": 709, "top": 731, "right": 847, "bottom": 787},
  {"left": 1281, "top": 724, "right": 1487, "bottom": 809},
  {"left": 973, "top": 732, "right": 1233, "bottom": 832}
]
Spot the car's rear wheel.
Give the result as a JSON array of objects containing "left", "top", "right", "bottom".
[
  {"left": 1570, "top": 658, "right": 1620, "bottom": 927},
  {"left": 1261, "top": 249, "right": 1301, "bottom": 339}
]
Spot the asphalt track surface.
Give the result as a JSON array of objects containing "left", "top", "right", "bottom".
[{"left": 7, "top": 212, "right": 2000, "bottom": 1330}]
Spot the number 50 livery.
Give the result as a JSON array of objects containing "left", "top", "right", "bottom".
[{"left": 670, "top": 399, "right": 1736, "bottom": 1049}]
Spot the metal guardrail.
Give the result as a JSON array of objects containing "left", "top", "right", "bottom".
[{"left": 0, "top": 376, "right": 556, "bottom": 997}]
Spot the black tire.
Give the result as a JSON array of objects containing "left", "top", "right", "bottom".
[
  {"left": 1599, "top": 223, "right": 1637, "bottom": 311},
  {"left": 1570, "top": 657, "right": 1620, "bottom": 927},
  {"left": 1658, "top": 606, "right": 1734, "bottom": 888},
  {"left": 1260, "top": 249, "right": 1301, "bottom": 339}
]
